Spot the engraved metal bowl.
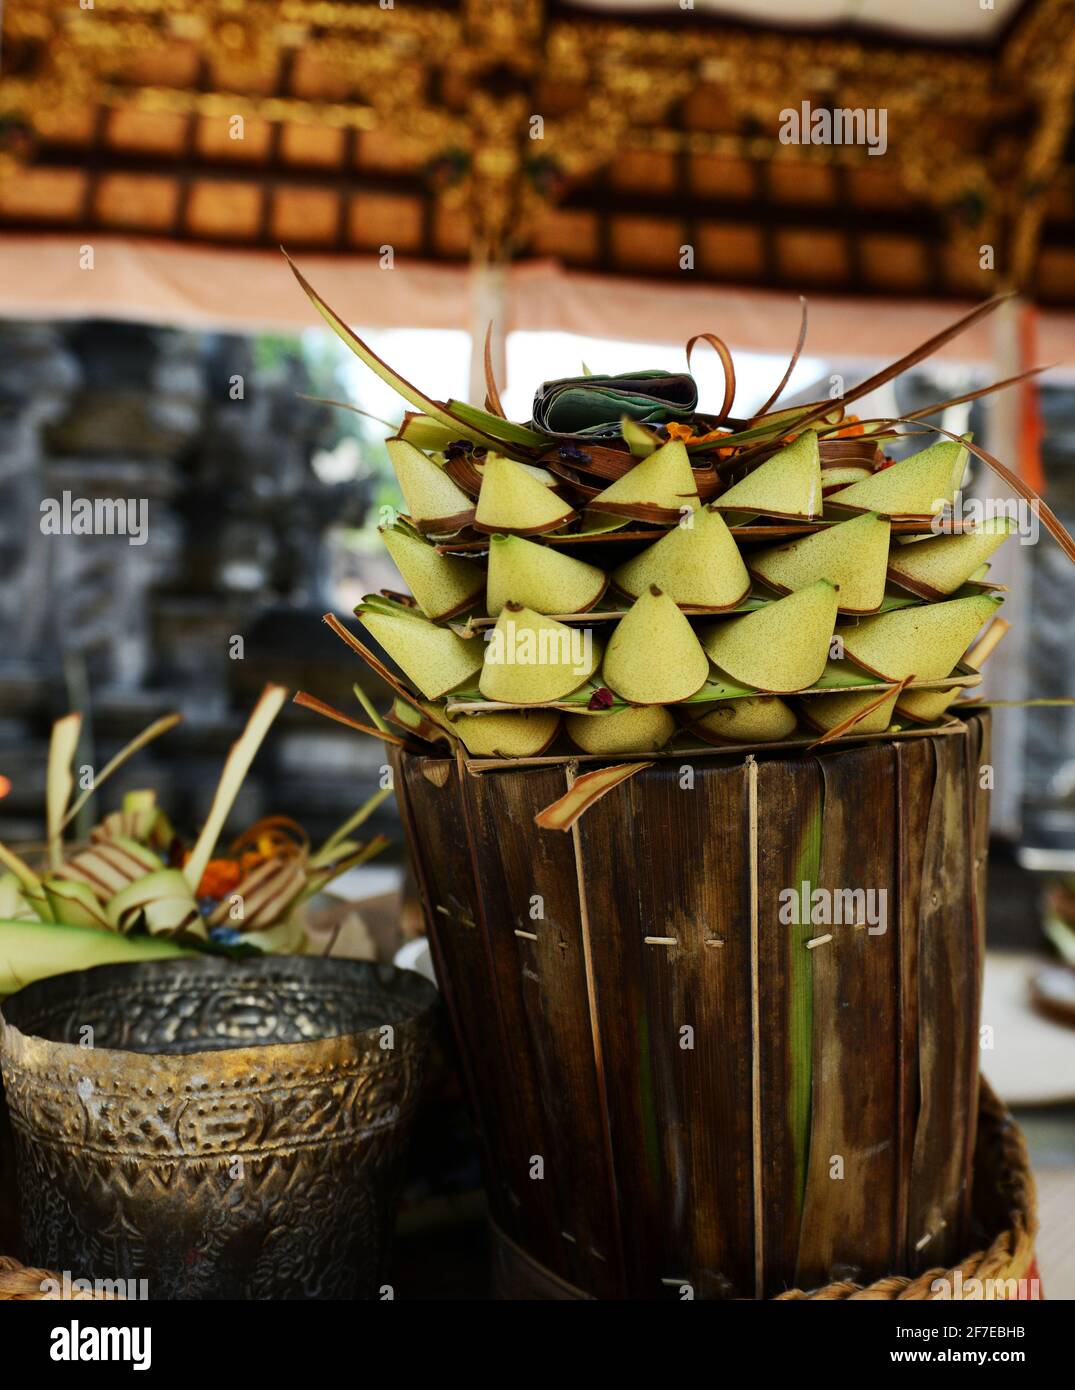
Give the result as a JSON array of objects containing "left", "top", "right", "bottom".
[{"left": 0, "top": 955, "right": 437, "bottom": 1300}]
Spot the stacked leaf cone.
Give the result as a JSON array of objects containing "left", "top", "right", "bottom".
[
  {"left": 0, "top": 685, "right": 388, "bottom": 994},
  {"left": 345, "top": 430, "right": 1010, "bottom": 760},
  {"left": 282, "top": 259, "right": 1075, "bottom": 762}
]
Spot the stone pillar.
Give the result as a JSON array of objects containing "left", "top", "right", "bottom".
[{"left": 0, "top": 323, "right": 80, "bottom": 668}]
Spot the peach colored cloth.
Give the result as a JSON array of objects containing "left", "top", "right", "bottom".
[{"left": 3, "top": 233, "right": 1074, "bottom": 369}]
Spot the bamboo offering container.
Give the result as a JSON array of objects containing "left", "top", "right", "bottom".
[{"left": 393, "top": 713, "right": 990, "bottom": 1299}]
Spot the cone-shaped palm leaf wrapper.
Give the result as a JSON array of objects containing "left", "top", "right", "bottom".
[
  {"left": 692, "top": 696, "right": 798, "bottom": 745},
  {"left": 474, "top": 455, "right": 577, "bottom": 535},
  {"left": 285, "top": 257, "right": 1075, "bottom": 761},
  {"left": 612, "top": 506, "right": 749, "bottom": 611},
  {"left": 588, "top": 440, "right": 700, "bottom": 523},
  {"left": 836, "top": 594, "right": 1001, "bottom": 683},
  {"left": 886, "top": 518, "right": 1013, "bottom": 599},
  {"left": 480, "top": 605, "right": 600, "bottom": 704},
  {"left": 381, "top": 523, "right": 484, "bottom": 621},
  {"left": 449, "top": 709, "right": 561, "bottom": 757},
  {"left": 896, "top": 685, "right": 963, "bottom": 723},
  {"left": 386, "top": 437, "right": 475, "bottom": 535},
  {"left": 486, "top": 534, "right": 607, "bottom": 617},
  {"left": 566, "top": 705, "right": 677, "bottom": 754},
  {"left": 358, "top": 603, "right": 484, "bottom": 699},
  {"left": 748, "top": 512, "right": 890, "bottom": 615},
  {"left": 603, "top": 586, "right": 711, "bottom": 704},
  {"left": 826, "top": 438, "right": 967, "bottom": 519},
  {"left": 701, "top": 580, "right": 839, "bottom": 694},
  {"left": 800, "top": 686, "right": 901, "bottom": 736},
  {"left": 713, "top": 431, "right": 822, "bottom": 521}
]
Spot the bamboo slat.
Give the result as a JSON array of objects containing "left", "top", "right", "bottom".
[
  {"left": 753, "top": 756, "right": 824, "bottom": 1295},
  {"left": 907, "top": 735, "right": 977, "bottom": 1271},
  {"left": 794, "top": 745, "right": 900, "bottom": 1289},
  {"left": 460, "top": 762, "right": 623, "bottom": 1296}
]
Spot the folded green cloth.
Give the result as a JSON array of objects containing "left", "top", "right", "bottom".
[{"left": 531, "top": 370, "right": 698, "bottom": 439}]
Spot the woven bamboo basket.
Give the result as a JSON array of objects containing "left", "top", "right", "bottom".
[
  {"left": 489, "top": 1078, "right": 1036, "bottom": 1300},
  {"left": 394, "top": 713, "right": 994, "bottom": 1300}
]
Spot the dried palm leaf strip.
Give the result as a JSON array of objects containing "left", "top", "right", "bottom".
[
  {"left": 534, "top": 761, "right": 653, "bottom": 831},
  {"left": 806, "top": 678, "right": 913, "bottom": 751},
  {"left": 686, "top": 332, "right": 737, "bottom": 426},
  {"left": 752, "top": 296, "right": 808, "bottom": 421},
  {"left": 735, "top": 293, "right": 1013, "bottom": 467},
  {"left": 284, "top": 250, "right": 535, "bottom": 458},
  {"left": 293, "top": 690, "right": 410, "bottom": 748},
  {"left": 60, "top": 714, "right": 182, "bottom": 833},
  {"left": 484, "top": 323, "right": 506, "bottom": 419},
  {"left": 443, "top": 454, "right": 484, "bottom": 497},
  {"left": 823, "top": 364, "right": 1051, "bottom": 434},
  {"left": 296, "top": 393, "right": 398, "bottom": 433}
]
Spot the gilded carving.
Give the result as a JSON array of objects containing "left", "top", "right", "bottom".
[{"left": 0, "top": 0, "right": 1069, "bottom": 277}]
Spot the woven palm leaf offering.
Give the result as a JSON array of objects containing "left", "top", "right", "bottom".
[
  {"left": 285, "top": 256, "right": 1074, "bottom": 774},
  {"left": 283, "top": 258, "right": 1073, "bottom": 1300},
  {"left": 0, "top": 684, "right": 388, "bottom": 996}
]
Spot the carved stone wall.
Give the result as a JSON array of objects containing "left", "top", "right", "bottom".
[{"left": 0, "top": 317, "right": 394, "bottom": 848}]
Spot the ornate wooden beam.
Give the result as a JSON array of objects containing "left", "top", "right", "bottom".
[
  {"left": 1001, "top": 0, "right": 1075, "bottom": 289},
  {"left": 0, "top": 0, "right": 1069, "bottom": 296}
]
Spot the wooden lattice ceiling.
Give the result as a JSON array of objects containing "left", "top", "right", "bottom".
[{"left": 1, "top": 0, "right": 1073, "bottom": 303}]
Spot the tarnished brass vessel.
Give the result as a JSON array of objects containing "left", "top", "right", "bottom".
[{"left": 0, "top": 956, "right": 436, "bottom": 1299}]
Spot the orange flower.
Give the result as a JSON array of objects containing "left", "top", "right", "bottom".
[
  {"left": 833, "top": 414, "right": 865, "bottom": 438},
  {"left": 196, "top": 858, "right": 243, "bottom": 900},
  {"left": 664, "top": 422, "right": 730, "bottom": 446}
]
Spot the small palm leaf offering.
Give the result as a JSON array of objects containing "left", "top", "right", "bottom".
[
  {"left": 286, "top": 255, "right": 1075, "bottom": 763},
  {"left": 0, "top": 684, "right": 388, "bottom": 994}
]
